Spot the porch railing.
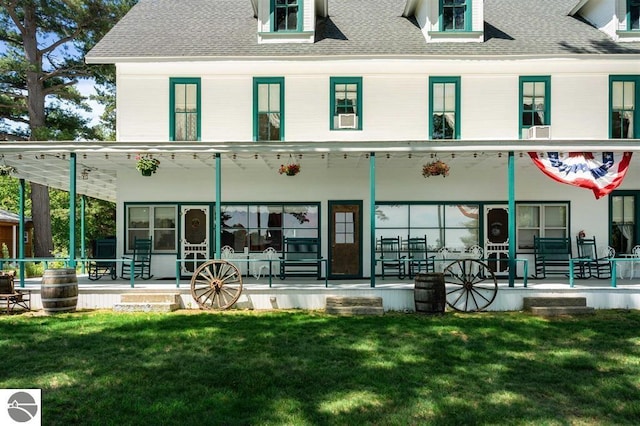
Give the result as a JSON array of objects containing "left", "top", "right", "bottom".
[
  {"left": 0, "top": 258, "right": 136, "bottom": 288},
  {"left": 175, "top": 257, "right": 329, "bottom": 288}
]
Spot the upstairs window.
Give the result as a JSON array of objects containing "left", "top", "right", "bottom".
[
  {"left": 629, "top": 0, "right": 640, "bottom": 30},
  {"left": 441, "top": 0, "right": 470, "bottom": 31},
  {"left": 273, "top": 0, "right": 301, "bottom": 32},
  {"left": 429, "top": 77, "right": 460, "bottom": 140},
  {"left": 330, "top": 77, "right": 362, "bottom": 130},
  {"left": 169, "top": 78, "right": 200, "bottom": 141},
  {"left": 610, "top": 76, "right": 637, "bottom": 139},
  {"left": 519, "top": 76, "right": 550, "bottom": 139},
  {"left": 254, "top": 77, "right": 284, "bottom": 141}
]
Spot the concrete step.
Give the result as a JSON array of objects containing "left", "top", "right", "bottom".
[
  {"left": 325, "top": 306, "right": 384, "bottom": 316},
  {"left": 113, "top": 302, "right": 179, "bottom": 313},
  {"left": 325, "top": 296, "right": 384, "bottom": 316},
  {"left": 529, "top": 306, "right": 595, "bottom": 317},
  {"left": 114, "top": 293, "right": 181, "bottom": 313},
  {"left": 120, "top": 293, "right": 181, "bottom": 304},
  {"left": 523, "top": 297, "right": 587, "bottom": 309}
]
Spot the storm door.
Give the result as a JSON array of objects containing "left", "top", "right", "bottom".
[
  {"left": 180, "top": 205, "right": 210, "bottom": 275},
  {"left": 329, "top": 201, "right": 362, "bottom": 278},
  {"left": 484, "top": 205, "right": 509, "bottom": 276}
]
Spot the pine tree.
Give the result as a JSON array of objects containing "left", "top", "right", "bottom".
[{"left": 0, "top": 0, "right": 135, "bottom": 256}]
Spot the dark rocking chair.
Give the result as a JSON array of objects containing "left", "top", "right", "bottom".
[
  {"left": 121, "top": 237, "right": 153, "bottom": 280},
  {"left": 576, "top": 236, "right": 612, "bottom": 279},
  {"left": 407, "top": 236, "right": 436, "bottom": 278},
  {"left": 88, "top": 238, "right": 117, "bottom": 280},
  {"left": 379, "top": 236, "right": 406, "bottom": 279}
]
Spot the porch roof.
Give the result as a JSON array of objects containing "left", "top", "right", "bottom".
[{"left": 1, "top": 139, "right": 639, "bottom": 202}]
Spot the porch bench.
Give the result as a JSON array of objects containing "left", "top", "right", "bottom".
[
  {"left": 533, "top": 236, "right": 581, "bottom": 279},
  {"left": 279, "top": 237, "right": 322, "bottom": 279}
]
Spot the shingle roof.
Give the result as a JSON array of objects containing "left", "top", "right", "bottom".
[
  {"left": 0, "top": 209, "right": 31, "bottom": 223},
  {"left": 86, "top": 0, "right": 640, "bottom": 62}
]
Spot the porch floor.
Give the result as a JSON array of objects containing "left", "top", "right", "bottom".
[{"left": 11, "top": 272, "right": 640, "bottom": 313}]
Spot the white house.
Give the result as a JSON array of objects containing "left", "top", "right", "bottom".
[{"left": 4, "top": 0, "right": 640, "bottom": 285}]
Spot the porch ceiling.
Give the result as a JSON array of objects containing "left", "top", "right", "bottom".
[{"left": 1, "top": 139, "right": 639, "bottom": 202}]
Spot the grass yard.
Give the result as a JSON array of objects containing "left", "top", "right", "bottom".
[{"left": 1, "top": 309, "right": 640, "bottom": 425}]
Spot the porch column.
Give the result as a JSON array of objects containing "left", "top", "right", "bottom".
[
  {"left": 215, "top": 153, "right": 221, "bottom": 259},
  {"left": 18, "top": 178, "right": 25, "bottom": 288},
  {"left": 370, "top": 152, "right": 376, "bottom": 288},
  {"left": 508, "top": 151, "right": 516, "bottom": 287},
  {"left": 80, "top": 195, "right": 86, "bottom": 273},
  {"left": 69, "top": 153, "right": 77, "bottom": 268}
]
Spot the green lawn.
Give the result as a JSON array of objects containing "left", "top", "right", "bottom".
[{"left": 1, "top": 309, "right": 639, "bottom": 425}]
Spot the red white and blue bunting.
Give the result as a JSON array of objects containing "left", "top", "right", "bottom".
[{"left": 528, "top": 152, "right": 633, "bottom": 199}]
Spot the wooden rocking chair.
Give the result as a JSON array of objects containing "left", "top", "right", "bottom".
[{"left": 121, "top": 237, "right": 153, "bottom": 280}]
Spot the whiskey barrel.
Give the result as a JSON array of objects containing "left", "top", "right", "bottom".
[
  {"left": 41, "top": 269, "right": 78, "bottom": 314},
  {"left": 414, "top": 273, "right": 446, "bottom": 314}
]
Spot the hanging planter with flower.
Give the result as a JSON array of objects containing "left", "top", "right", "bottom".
[
  {"left": 0, "top": 165, "right": 17, "bottom": 177},
  {"left": 278, "top": 156, "right": 301, "bottom": 176},
  {"left": 135, "top": 154, "right": 160, "bottom": 176},
  {"left": 422, "top": 160, "right": 450, "bottom": 178}
]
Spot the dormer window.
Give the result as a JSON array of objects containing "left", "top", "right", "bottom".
[
  {"left": 257, "top": 0, "right": 315, "bottom": 43},
  {"left": 629, "top": 0, "right": 640, "bottom": 30},
  {"left": 441, "top": 0, "right": 470, "bottom": 31},
  {"left": 273, "top": 0, "right": 301, "bottom": 32}
]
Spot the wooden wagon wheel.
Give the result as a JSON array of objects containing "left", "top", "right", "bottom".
[
  {"left": 443, "top": 259, "right": 498, "bottom": 312},
  {"left": 190, "top": 259, "right": 243, "bottom": 310}
]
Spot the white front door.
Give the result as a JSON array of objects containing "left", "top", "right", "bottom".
[
  {"left": 180, "top": 206, "right": 209, "bottom": 275},
  {"left": 484, "top": 205, "right": 510, "bottom": 276}
]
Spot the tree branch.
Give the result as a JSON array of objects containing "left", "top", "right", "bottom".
[
  {"left": 40, "top": 27, "right": 84, "bottom": 56},
  {"left": 43, "top": 79, "right": 79, "bottom": 96},
  {"left": 2, "top": 0, "right": 26, "bottom": 35},
  {"left": 0, "top": 91, "right": 27, "bottom": 99}
]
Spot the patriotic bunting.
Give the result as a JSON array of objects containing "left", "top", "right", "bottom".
[{"left": 528, "top": 152, "right": 633, "bottom": 199}]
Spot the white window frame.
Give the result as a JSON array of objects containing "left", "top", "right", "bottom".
[
  {"left": 126, "top": 205, "right": 178, "bottom": 253},
  {"left": 516, "top": 203, "right": 569, "bottom": 250}
]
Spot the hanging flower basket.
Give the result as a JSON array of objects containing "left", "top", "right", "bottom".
[
  {"left": 278, "top": 163, "right": 301, "bottom": 176},
  {"left": 0, "top": 165, "right": 17, "bottom": 177},
  {"left": 422, "top": 160, "right": 450, "bottom": 178},
  {"left": 135, "top": 155, "right": 160, "bottom": 176}
]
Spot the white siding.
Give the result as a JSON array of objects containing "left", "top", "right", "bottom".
[
  {"left": 551, "top": 74, "right": 609, "bottom": 139},
  {"left": 116, "top": 75, "right": 169, "bottom": 142},
  {"left": 462, "top": 75, "right": 519, "bottom": 139},
  {"left": 116, "top": 58, "right": 639, "bottom": 143}
]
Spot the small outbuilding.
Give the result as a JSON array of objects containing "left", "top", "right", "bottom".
[{"left": 0, "top": 209, "right": 33, "bottom": 259}]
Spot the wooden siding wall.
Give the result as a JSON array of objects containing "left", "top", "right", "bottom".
[
  {"left": 116, "top": 58, "right": 635, "bottom": 143},
  {"left": 0, "top": 223, "right": 33, "bottom": 258}
]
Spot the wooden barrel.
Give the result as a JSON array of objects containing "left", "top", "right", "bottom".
[
  {"left": 414, "top": 273, "right": 446, "bottom": 314},
  {"left": 41, "top": 269, "right": 78, "bottom": 314}
]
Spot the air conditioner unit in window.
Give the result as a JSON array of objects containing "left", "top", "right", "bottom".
[
  {"left": 338, "top": 113, "right": 357, "bottom": 129},
  {"left": 527, "top": 125, "right": 551, "bottom": 139}
]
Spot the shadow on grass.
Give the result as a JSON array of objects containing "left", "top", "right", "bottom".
[{"left": 1, "top": 310, "right": 640, "bottom": 425}]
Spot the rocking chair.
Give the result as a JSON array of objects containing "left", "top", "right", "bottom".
[
  {"left": 121, "top": 237, "right": 153, "bottom": 280},
  {"left": 576, "top": 236, "right": 612, "bottom": 279},
  {"left": 88, "top": 238, "right": 117, "bottom": 280},
  {"left": 407, "top": 236, "right": 436, "bottom": 278},
  {"left": 379, "top": 236, "right": 406, "bottom": 279}
]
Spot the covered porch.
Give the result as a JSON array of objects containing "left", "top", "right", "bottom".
[{"left": 1, "top": 139, "right": 639, "bottom": 291}]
